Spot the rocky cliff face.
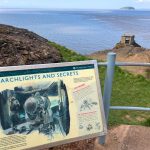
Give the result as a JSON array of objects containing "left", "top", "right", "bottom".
[{"left": 0, "top": 24, "right": 62, "bottom": 66}]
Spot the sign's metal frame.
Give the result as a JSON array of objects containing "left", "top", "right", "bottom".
[{"left": 0, "top": 60, "right": 107, "bottom": 150}]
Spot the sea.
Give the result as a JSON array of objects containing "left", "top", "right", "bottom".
[{"left": 0, "top": 9, "right": 150, "bottom": 54}]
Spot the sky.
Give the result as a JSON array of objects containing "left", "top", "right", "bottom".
[{"left": 0, "top": 0, "right": 150, "bottom": 9}]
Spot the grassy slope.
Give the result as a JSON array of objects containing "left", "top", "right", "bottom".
[{"left": 49, "top": 42, "right": 150, "bottom": 127}]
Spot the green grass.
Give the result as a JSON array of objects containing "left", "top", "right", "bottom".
[
  {"left": 49, "top": 41, "right": 88, "bottom": 62},
  {"left": 49, "top": 41, "right": 150, "bottom": 127},
  {"left": 106, "top": 67, "right": 150, "bottom": 126}
]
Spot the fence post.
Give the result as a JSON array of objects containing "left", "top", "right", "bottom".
[{"left": 98, "top": 52, "right": 116, "bottom": 144}]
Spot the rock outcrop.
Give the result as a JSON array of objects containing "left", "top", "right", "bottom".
[
  {"left": 88, "top": 40, "right": 150, "bottom": 78},
  {"left": 121, "top": 7, "right": 135, "bottom": 10},
  {"left": 0, "top": 24, "right": 62, "bottom": 66}
]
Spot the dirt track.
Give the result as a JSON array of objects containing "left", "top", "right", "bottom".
[
  {"left": 46, "top": 125, "right": 150, "bottom": 150},
  {"left": 95, "top": 125, "right": 150, "bottom": 150}
]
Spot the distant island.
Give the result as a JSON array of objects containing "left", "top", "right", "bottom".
[{"left": 121, "top": 7, "right": 135, "bottom": 10}]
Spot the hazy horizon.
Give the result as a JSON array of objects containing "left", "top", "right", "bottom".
[
  {"left": 0, "top": 0, "right": 150, "bottom": 10},
  {"left": 0, "top": 8, "right": 150, "bottom": 11}
]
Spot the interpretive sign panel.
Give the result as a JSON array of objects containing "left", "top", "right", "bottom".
[{"left": 0, "top": 60, "right": 107, "bottom": 150}]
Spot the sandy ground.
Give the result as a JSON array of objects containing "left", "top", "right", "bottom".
[{"left": 43, "top": 125, "right": 150, "bottom": 150}]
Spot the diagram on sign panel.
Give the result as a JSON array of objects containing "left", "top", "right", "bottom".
[{"left": 80, "top": 98, "right": 98, "bottom": 111}]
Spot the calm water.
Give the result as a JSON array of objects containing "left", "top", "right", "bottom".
[{"left": 0, "top": 9, "right": 150, "bottom": 54}]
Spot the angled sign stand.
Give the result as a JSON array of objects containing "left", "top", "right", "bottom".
[{"left": 0, "top": 60, "right": 107, "bottom": 150}]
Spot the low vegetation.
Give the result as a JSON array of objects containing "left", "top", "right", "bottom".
[
  {"left": 49, "top": 41, "right": 150, "bottom": 127},
  {"left": 49, "top": 41, "right": 87, "bottom": 62}
]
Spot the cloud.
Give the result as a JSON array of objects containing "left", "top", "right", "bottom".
[{"left": 136, "top": 0, "right": 150, "bottom": 2}]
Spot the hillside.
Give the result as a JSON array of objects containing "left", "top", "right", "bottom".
[
  {"left": 0, "top": 25, "right": 150, "bottom": 149},
  {"left": 89, "top": 45, "right": 150, "bottom": 78},
  {"left": 0, "top": 24, "right": 62, "bottom": 66},
  {"left": 0, "top": 24, "right": 148, "bottom": 126},
  {"left": 49, "top": 42, "right": 150, "bottom": 150},
  {"left": 50, "top": 41, "right": 150, "bottom": 127}
]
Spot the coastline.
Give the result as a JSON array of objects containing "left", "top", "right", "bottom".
[{"left": 1, "top": 9, "right": 150, "bottom": 53}]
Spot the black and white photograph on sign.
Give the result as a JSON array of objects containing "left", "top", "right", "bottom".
[{"left": 0, "top": 80, "right": 70, "bottom": 139}]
